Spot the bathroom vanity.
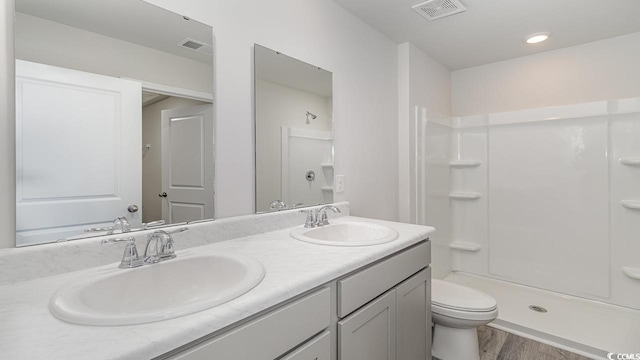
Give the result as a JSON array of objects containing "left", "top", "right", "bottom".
[{"left": 0, "top": 214, "right": 434, "bottom": 360}]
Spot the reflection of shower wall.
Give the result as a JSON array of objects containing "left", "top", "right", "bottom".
[
  {"left": 281, "top": 127, "right": 333, "bottom": 207},
  {"left": 418, "top": 97, "right": 640, "bottom": 310},
  {"left": 255, "top": 80, "right": 332, "bottom": 212}
]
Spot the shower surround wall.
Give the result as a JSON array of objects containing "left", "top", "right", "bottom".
[{"left": 431, "top": 98, "right": 640, "bottom": 310}]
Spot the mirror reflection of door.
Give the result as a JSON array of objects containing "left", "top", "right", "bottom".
[
  {"left": 15, "top": 60, "right": 142, "bottom": 246},
  {"left": 158, "top": 104, "right": 214, "bottom": 224},
  {"left": 14, "top": 0, "right": 214, "bottom": 246}
]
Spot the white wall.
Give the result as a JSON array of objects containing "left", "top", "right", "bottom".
[
  {"left": 397, "top": 43, "right": 451, "bottom": 224},
  {"left": 255, "top": 80, "right": 331, "bottom": 212},
  {"left": 142, "top": 96, "right": 210, "bottom": 223},
  {"left": 398, "top": 43, "right": 452, "bottom": 277},
  {"left": 145, "top": 0, "right": 400, "bottom": 221},
  {"left": 0, "top": 1, "right": 15, "bottom": 249},
  {"left": 15, "top": 13, "right": 212, "bottom": 94},
  {"left": 452, "top": 32, "right": 640, "bottom": 116}
]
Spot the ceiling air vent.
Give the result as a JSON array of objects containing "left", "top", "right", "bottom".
[
  {"left": 178, "top": 38, "right": 213, "bottom": 55},
  {"left": 412, "top": 0, "right": 466, "bottom": 21}
]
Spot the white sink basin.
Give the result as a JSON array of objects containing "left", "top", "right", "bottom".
[
  {"left": 290, "top": 220, "right": 399, "bottom": 246},
  {"left": 49, "top": 252, "right": 265, "bottom": 326}
]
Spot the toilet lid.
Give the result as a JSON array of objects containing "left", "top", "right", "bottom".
[{"left": 432, "top": 279, "right": 497, "bottom": 312}]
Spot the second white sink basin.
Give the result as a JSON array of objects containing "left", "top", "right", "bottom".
[
  {"left": 49, "top": 252, "right": 265, "bottom": 326},
  {"left": 290, "top": 220, "right": 399, "bottom": 246}
]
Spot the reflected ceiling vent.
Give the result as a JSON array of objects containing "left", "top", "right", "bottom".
[
  {"left": 178, "top": 38, "right": 213, "bottom": 55},
  {"left": 412, "top": 0, "right": 466, "bottom": 21}
]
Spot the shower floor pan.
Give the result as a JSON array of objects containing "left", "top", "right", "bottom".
[{"left": 443, "top": 272, "right": 640, "bottom": 360}]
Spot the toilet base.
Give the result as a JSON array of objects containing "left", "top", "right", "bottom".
[{"left": 432, "top": 324, "right": 480, "bottom": 360}]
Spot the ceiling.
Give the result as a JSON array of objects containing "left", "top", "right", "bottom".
[
  {"left": 16, "top": 0, "right": 213, "bottom": 64},
  {"left": 255, "top": 44, "right": 332, "bottom": 98},
  {"left": 332, "top": 0, "right": 640, "bottom": 70}
]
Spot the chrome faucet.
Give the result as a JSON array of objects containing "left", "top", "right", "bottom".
[
  {"left": 270, "top": 200, "right": 305, "bottom": 211},
  {"left": 300, "top": 205, "right": 341, "bottom": 228},
  {"left": 317, "top": 205, "right": 341, "bottom": 226},
  {"left": 270, "top": 200, "right": 287, "bottom": 210},
  {"left": 109, "top": 216, "right": 131, "bottom": 235},
  {"left": 84, "top": 216, "right": 132, "bottom": 234},
  {"left": 143, "top": 228, "right": 188, "bottom": 264}
]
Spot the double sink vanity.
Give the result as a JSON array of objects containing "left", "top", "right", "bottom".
[{"left": 0, "top": 204, "right": 435, "bottom": 359}]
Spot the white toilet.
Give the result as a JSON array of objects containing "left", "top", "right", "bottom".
[{"left": 431, "top": 279, "right": 498, "bottom": 360}]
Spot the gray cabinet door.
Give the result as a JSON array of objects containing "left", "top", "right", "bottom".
[
  {"left": 338, "top": 290, "right": 397, "bottom": 360},
  {"left": 396, "top": 268, "right": 430, "bottom": 360}
]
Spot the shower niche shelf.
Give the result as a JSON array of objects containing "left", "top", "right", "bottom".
[
  {"left": 449, "top": 192, "right": 482, "bottom": 200},
  {"left": 620, "top": 200, "right": 640, "bottom": 210},
  {"left": 619, "top": 157, "right": 640, "bottom": 166},
  {"left": 449, "top": 160, "right": 481, "bottom": 168},
  {"left": 449, "top": 242, "right": 482, "bottom": 252},
  {"left": 622, "top": 267, "right": 640, "bottom": 280}
]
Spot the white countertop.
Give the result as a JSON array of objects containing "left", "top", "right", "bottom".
[{"left": 0, "top": 216, "right": 434, "bottom": 360}]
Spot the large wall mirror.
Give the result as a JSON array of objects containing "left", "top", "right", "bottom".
[
  {"left": 254, "top": 45, "right": 334, "bottom": 213},
  {"left": 15, "top": 0, "right": 214, "bottom": 246}
]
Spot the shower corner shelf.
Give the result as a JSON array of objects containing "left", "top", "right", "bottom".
[
  {"left": 620, "top": 200, "right": 640, "bottom": 210},
  {"left": 449, "top": 192, "right": 482, "bottom": 200},
  {"left": 619, "top": 157, "right": 640, "bottom": 166},
  {"left": 622, "top": 267, "right": 640, "bottom": 280},
  {"left": 321, "top": 186, "right": 334, "bottom": 192},
  {"left": 449, "top": 160, "right": 481, "bottom": 168},
  {"left": 321, "top": 162, "right": 334, "bottom": 169},
  {"left": 449, "top": 242, "right": 482, "bottom": 252}
]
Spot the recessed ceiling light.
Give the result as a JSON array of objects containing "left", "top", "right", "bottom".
[{"left": 525, "top": 32, "right": 550, "bottom": 44}]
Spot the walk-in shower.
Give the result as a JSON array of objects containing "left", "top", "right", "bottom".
[{"left": 416, "top": 97, "right": 640, "bottom": 358}]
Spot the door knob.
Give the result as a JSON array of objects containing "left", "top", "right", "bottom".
[
  {"left": 158, "top": 192, "right": 167, "bottom": 198},
  {"left": 127, "top": 205, "right": 139, "bottom": 213}
]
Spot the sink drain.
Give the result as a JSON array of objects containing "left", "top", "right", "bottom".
[{"left": 529, "top": 305, "right": 548, "bottom": 313}]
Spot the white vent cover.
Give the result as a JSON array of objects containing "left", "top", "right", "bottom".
[
  {"left": 412, "top": 0, "right": 466, "bottom": 21},
  {"left": 178, "top": 38, "right": 213, "bottom": 55}
]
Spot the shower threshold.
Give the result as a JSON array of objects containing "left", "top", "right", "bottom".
[{"left": 443, "top": 272, "right": 640, "bottom": 360}]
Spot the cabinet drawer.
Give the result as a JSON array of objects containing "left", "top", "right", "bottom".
[
  {"left": 280, "top": 331, "right": 330, "bottom": 360},
  {"left": 337, "top": 241, "right": 429, "bottom": 318},
  {"left": 171, "top": 287, "right": 330, "bottom": 360}
]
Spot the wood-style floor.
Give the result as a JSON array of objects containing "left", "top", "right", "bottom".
[{"left": 477, "top": 326, "right": 594, "bottom": 360}]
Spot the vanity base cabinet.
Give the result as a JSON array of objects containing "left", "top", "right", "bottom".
[
  {"left": 337, "top": 241, "right": 431, "bottom": 360},
  {"left": 163, "top": 241, "right": 431, "bottom": 360},
  {"left": 338, "top": 268, "right": 430, "bottom": 360},
  {"left": 167, "top": 287, "right": 330, "bottom": 360}
]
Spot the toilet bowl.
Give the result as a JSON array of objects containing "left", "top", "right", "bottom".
[{"left": 431, "top": 279, "right": 498, "bottom": 360}]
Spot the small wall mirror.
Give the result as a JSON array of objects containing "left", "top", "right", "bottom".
[
  {"left": 15, "top": 0, "right": 214, "bottom": 246},
  {"left": 254, "top": 44, "right": 334, "bottom": 213}
]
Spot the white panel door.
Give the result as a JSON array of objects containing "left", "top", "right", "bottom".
[
  {"left": 16, "top": 60, "right": 141, "bottom": 246},
  {"left": 161, "top": 105, "right": 214, "bottom": 224}
]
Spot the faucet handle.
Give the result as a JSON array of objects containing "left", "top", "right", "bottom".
[
  {"left": 142, "top": 220, "right": 165, "bottom": 229},
  {"left": 101, "top": 237, "right": 143, "bottom": 269},
  {"left": 299, "top": 209, "right": 317, "bottom": 228}
]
